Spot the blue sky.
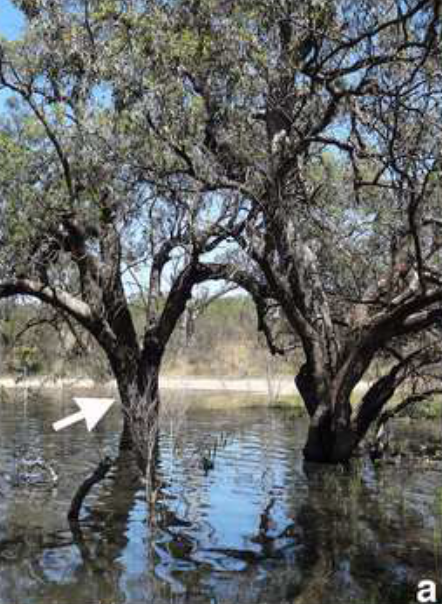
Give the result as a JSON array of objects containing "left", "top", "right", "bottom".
[
  {"left": 0, "top": 1, "right": 24, "bottom": 40},
  {"left": 0, "top": 1, "right": 24, "bottom": 109}
]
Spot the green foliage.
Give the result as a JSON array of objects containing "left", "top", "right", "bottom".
[{"left": 14, "top": 345, "right": 40, "bottom": 373}]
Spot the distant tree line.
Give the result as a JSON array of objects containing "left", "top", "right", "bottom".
[{"left": 0, "top": 296, "right": 288, "bottom": 378}]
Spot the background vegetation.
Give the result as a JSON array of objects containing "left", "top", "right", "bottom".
[{"left": 0, "top": 295, "right": 295, "bottom": 378}]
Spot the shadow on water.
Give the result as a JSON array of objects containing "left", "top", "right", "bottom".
[{"left": 0, "top": 391, "right": 440, "bottom": 603}]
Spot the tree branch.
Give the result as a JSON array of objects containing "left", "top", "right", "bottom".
[{"left": 0, "top": 279, "right": 93, "bottom": 326}]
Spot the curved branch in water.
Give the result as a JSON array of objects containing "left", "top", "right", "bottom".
[{"left": 68, "top": 456, "right": 114, "bottom": 522}]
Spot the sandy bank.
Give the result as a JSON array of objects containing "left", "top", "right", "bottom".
[
  {"left": 0, "top": 375, "right": 369, "bottom": 397},
  {"left": 0, "top": 374, "right": 295, "bottom": 395}
]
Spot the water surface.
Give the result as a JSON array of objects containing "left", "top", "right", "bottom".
[{"left": 0, "top": 389, "right": 440, "bottom": 604}]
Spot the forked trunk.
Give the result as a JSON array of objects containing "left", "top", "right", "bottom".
[
  {"left": 297, "top": 364, "right": 360, "bottom": 463},
  {"left": 299, "top": 369, "right": 398, "bottom": 464}
]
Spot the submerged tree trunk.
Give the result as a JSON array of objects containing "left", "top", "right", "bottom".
[
  {"left": 108, "top": 338, "right": 163, "bottom": 482},
  {"left": 117, "top": 364, "right": 161, "bottom": 477},
  {"left": 107, "top": 263, "right": 212, "bottom": 478},
  {"left": 296, "top": 355, "right": 388, "bottom": 464},
  {"left": 117, "top": 367, "right": 162, "bottom": 496},
  {"left": 302, "top": 415, "right": 359, "bottom": 464},
  {"left": 300, "top": 397, "right": 360, "bottom": 465},
  {"left": 296, "top": 348, "right": 406, "bottom": 463}
]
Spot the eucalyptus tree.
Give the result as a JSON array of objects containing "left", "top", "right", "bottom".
[
  {"left": 86, "top": 0, "right": 441, "bottom": 463},
  {"left": 187, "top": 0, "right": 442, "bottom": 462},
  {"left": 0, "top": 0, "right": 249, "bottom": 468}
]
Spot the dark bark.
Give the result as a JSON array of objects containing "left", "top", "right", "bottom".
[
  {"left": 295, "top": 363, "right": 320, "bottom": 418},
  {"left": 297, "top": 356, "right": 372, "bottom": 463},
  {"left": 298, "top": 366, "right": 358, "bottom": 464},
  {"left": 302, "top": 406, "right": 359, "bottom": 464},
  {"left": 298, "top": 344, "right": 416, "bottom": 463},
  {"left": 68, "top": 456, "right": 114, "bottom": 521},
  {"left": 113, "top": 356, "right": 161, "bottom": 474},
  {"left": 119, "top": 417, "right": 133, "bottom": 451},
  {"left": 296, "top": 359, "right": 358, "bottom": 463},
  {"left": 303, "top": 407, "right": 333, "bottom": 463},
  {"left": 354, "top": 372, "right": 399, "bottom": 442}
]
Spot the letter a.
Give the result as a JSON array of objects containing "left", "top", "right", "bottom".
[{"left": 417, "top": 580, "right": 437, "bottom": 603}]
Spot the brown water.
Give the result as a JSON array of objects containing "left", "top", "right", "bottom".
[{"left": 0, "top": 390, "right": 441, "bottom": 604}]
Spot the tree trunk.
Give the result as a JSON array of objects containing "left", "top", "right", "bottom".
[
  {"left": 296, "top": 364, "right": 360, "bottom": 463},
  {"left": 110, "top": 346, "right": 162, "bottom": 481},
  {"left": 303, "top": 420, "right": 359, "bottom": 464},
  {"left": 298, "top": 367, "right": 401, "bottom": 464},
  {"left": 119, "top": 367, "right": 160, "bottom": 474}
]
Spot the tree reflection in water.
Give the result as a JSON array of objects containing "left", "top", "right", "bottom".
[{"left": 0, "top": 401, "right": 440, "bottom": 604}]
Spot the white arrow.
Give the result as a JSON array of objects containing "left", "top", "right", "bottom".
[{"left": 53, "top": 397, "right": 115, "bottom": 432}]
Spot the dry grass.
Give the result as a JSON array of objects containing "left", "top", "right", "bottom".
[{"left": 164, "top": 340, "right": 294, "bottom": 378}]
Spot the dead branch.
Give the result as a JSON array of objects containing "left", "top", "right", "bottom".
[{"left": 68, "top": 456, "right": 114, "bottom": 522}]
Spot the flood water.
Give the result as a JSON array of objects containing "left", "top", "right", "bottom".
[{"left": 0, "top": 389, "right": 441, "bottom": 604}]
